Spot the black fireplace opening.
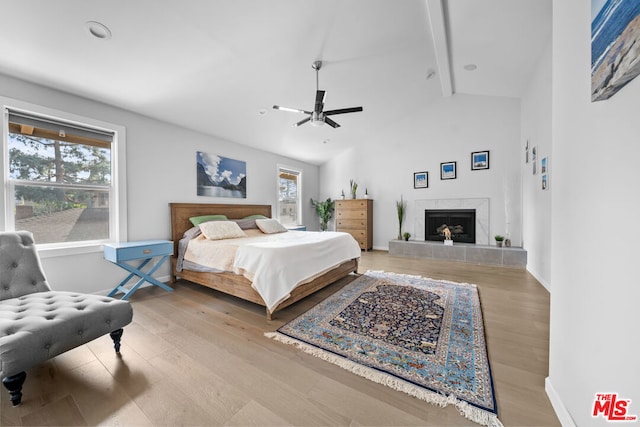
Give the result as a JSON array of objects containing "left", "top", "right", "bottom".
[{"left": 425, "top": 209, "right": 476, "bottom": 244}]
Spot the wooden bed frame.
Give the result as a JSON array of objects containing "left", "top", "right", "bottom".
[{"left": 169, "top": 203, "right": 359, "bottom": 320}]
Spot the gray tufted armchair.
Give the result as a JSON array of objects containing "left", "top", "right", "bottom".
[{"left": 0, "top": 231, "right": 133, "bottom": 406}]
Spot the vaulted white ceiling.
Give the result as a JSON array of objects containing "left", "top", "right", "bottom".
[{"left": 0, "top": 0, "right": 551, "bottom": 165}]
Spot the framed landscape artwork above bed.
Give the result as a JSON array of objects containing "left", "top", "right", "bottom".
[{"left": 196, "top": 151, "right": 247, "bottom": 198}]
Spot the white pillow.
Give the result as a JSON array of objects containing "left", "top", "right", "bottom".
[
  {"left": 255, "top": 218, "right": 288, "bottom": 234},
  {"left": 199, "top": 220, "right": 247, "bottom": 240}
]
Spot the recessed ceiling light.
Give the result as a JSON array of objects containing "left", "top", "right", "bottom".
[
  {"left": 258, "top": 109, "right": 267, "bottom": 115},
  {"left": 463, "top": 64, "right": 478, "bottom": 71},
  {"left": 86, "top": 21, "right": 112, "bottom": 40}
]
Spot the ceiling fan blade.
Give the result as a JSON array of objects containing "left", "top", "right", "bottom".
[
  {"left": 273, "top": 105, "right": 312, "bottom": 115},
  {"left": 314, "top": 90, "right": 326, "bottom": 113},
  {"left": 294, "top": 117, "right": 311, "bottom": 127},
  {"left": 324, "top": 106, "right": 363, "bottom": 116},
  {"left": 325, "top": 117, "right": 340, "bottom": 128}
]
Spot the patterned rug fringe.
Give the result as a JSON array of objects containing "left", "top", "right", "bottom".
[{"left": 265, "top": 331, "right": 503, "bottom": 427}]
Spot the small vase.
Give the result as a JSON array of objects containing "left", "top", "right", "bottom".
[
  {"left": 444, "top": 240, "right": 453, "bottom": 246},
  {"left": 496, "top": 241, "right": 503, "bottom": 247}
]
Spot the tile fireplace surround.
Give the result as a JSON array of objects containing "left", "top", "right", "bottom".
[{"left": 390, "top": 198, "right": 526, "bottom": 268}]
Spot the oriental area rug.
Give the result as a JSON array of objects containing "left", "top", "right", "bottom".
[{"left": 265, "top": 271, "right": 502, "bottom": 427}]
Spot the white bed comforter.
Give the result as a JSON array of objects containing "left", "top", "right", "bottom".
[{"left": 184, "top": 230, "right": 361, "bottom": 312}]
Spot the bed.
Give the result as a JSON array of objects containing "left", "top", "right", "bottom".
[{"left": 169, "top": 203, "right": 360, "bottom": 319}]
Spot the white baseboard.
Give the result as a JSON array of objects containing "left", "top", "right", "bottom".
[
  {"left": 527, "top": 266, "right": 551, "bottom": 292},
  {"left": 546, "top": 377, "right": 576, "bottom": 427}
]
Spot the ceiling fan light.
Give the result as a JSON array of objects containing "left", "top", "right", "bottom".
[{"left": 310, "top": 119, "right": 325, "bottom": 127}]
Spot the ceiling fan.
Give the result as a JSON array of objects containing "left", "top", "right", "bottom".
[{"left": 273, "top": 60, "right": 363, "bottom": 128}]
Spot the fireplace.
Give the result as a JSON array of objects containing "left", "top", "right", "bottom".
[{"left": 425, "top": 209, "right": 476, "bottom": 244}]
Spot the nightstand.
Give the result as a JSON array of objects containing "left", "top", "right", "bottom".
[{"left": 103, "top": 240, "right": 174, "bottom": 300}]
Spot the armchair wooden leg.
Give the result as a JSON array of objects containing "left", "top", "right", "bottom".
[
  {"left": 110, "top": 328, "right": 124, "bottom": 353},
  {"left": 2, "top": 371, "right": 27, "bottom": 406}
]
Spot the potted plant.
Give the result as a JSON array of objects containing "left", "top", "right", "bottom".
[
  {"left": 350, "top": 179, "right": 358, "bottom": 199},
  {"left": 495, "top": 235, "right": 505, "bottom": 247},
  {"left": 310, "top": 198, "right": 335, "bottom": 231},
  {"left": 340, "top": 189, "right": 345, "bottom": 200},
  {"left": 364, "top": 188, "right": 369, "bottom": 199},
  {"left": 396, "top": 195, "right": 406, "bottom": 240},
  {"left": 403, "top": 231, "right": 411, "bottom": 241}
]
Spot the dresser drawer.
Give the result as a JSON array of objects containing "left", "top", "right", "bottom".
[
  {"left": 337, "top": 219, "right": 367, "bottom": 229},
  {"left": 103, "top": 240, "right": 173, "bottom": 262},
  {"left": 336, "top": 200, "right": 368, "bottom": 210},
  {"left": 336, "top": 209, "right": 368, "bottom": 220}
]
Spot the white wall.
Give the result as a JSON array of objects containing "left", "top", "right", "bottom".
[
  {"left": 320, "top": 94, "right": 522, "bottom": 249},
  {"left": 0, "top": 73, "right": 320, "bottom": 294},
  {"left": 548, "top": 1, "right": 640, "bottom": 425},
  {"left": 521, "top": 40, "right": 553, "bottom": 290}
]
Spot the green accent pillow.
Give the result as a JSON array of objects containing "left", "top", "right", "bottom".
[
  {"left": 189, "top": 214, "right": 228, "bottom": 226},
  {"left": 242, "top": 214, "right": 268, "bottom": 220}
]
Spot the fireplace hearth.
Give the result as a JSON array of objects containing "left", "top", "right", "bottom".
[{"left": 425, "top": 209, "right": 476, "bottom": 244}]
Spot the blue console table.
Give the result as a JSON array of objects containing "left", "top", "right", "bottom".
[{"left": 103, "top": 240, "right": 174, "bottom": 300}]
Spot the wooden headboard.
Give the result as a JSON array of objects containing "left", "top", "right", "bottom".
[{"left": 169, "top": 203, "right": 272, "bottom": 255}]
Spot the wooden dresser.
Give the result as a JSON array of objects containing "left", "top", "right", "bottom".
[{"left": 336, "top": 199, "right": 373, "bottom": 251}]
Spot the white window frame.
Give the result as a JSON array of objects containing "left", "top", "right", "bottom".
[
  {"left": 276, "top": 164, "right": 302, "bottom": 227},
  {"left": 1, "top": 96, "right": 127, "bottom": 258}
]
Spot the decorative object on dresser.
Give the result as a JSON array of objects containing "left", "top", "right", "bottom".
[
  {"left": 336, "top": 198, "right": 373, "bottom": 250},
  {"left": 494, "top": 235, "right": 504, "bottom": 247},
  {"left": 266, "top": 271, "right": 501, "bottom": 427},
  {"left": 0, "top": 231, "right": 133, "bottom": 406},
  {"left": 349, "top": 179, "right": 358, "bottom": 199}
]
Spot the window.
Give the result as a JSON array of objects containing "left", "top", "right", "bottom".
[
  {"left": 2, "top": 98, "right": 126, "bottom": 252},
  {"left": 277, "top": 166, "right": 301, "bottom": 227}
]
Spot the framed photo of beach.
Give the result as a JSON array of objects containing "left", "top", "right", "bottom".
[
  {"left": 591, "top": 0, "right": 640, "bottom": 101},
  {"left": 414, "top": 171, "right": 428, "bottom": 188},
  {"left": 471, "top": 151, "right": 490, "bottom": 170},
  {"left": 440, "top": 161, "right": 456, "bottom": 180}
]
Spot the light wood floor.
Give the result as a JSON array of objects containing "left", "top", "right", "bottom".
[{"left": 1, "top": 251, "right": 560, "bottom": 426}]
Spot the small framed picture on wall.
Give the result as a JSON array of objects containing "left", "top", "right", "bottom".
[
  {"left": 414, "top": 171, "right": 428, "bottom": 188},
  {"left": 440, "top": 161, "right": 457, "bottom": 180},
  {"left": 471, "top": 150, "right": 490, "bottom": 170}
]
